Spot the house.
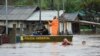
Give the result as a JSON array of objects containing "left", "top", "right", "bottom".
[
  {"left": 0, "top": 5, "right": 64, "bottom": 35},
  {"left": 60, "top": 12, "right": 100, "bottom": 34},
  {"left": 0, "top": 5, "right": 37, "bottom": 34},
  {"left": 59, "top": 12, "right": 80, "bottom": 34}
]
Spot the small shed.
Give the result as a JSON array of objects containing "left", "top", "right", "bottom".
[
  {"left": 59, "top": 12, "right": 80, "bottom": 34},
  {"left": 60, "top": 12, "right": 100, "bottom": 34}
]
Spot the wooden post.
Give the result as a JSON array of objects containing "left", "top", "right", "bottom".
[
  {"left": 9, "top": 24, "right": 16, "bottom": 44},
  {"left": 29, "top": 24, "right": 32, "bottom": 35},
  {"left": 65, "top": 22, "right": 67, "bottom": 34},
  {"left": 0, "top": 36, "right": 2, "bottom": 45},
  {"left": 20, "top": 24, "right": 23, "bottom": 36}
]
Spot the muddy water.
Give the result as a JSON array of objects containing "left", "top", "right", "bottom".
[{"left": 0, "top": 35, "right": 100, "bottom": 56}]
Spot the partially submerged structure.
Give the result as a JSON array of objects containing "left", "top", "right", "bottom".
[
  {"left": 59, "top": 12, "right": 80, "bottom": 34},
  {"left": 0, "top": 5, "right": 100, "bottom": 35},
  {"left": 0, "top": 5, "right": 73, "bottom": 43},
  {"left": 60, "top": 12, "right": 100, "bottom": 34},
  {"left": 0, "top": 5, "right": 64, "bottom": 35},
  {"left": 0, "top": 5, "right": 37, "bottom": 35}
]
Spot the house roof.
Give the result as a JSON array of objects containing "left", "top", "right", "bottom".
[
  {"left": 59, "top": 12, "right": 79, "bottom": 21},
  {"left": 0, "top": 5, "right": 36, "bottom": 20},
  {"left": 27, "top": 10, "right": 64, "bottom": 21},
  {"left": 79, "top": 20, "right": 100, "bottom": 25}
]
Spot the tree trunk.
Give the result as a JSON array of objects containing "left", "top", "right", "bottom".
[{"left": 51, "top": 0, "right": 54, "bottom": 10}]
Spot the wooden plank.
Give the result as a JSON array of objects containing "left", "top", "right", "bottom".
[
  {"left": 79, "top": 20, "right": 100, "bottom": 25},
  {"left": 21, "top": 35, "right": 73, "bottom": 42}
]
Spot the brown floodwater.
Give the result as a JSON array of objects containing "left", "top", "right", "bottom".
[{"left": 0, "top": 35, "right": 100, "bottom": 56}]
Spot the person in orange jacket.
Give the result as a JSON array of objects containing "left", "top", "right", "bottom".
[{"left": 48, "top": 16, "right": 59, "bottom": 35}]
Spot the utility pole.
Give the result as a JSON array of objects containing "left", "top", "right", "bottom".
[
  {"left": 63, "top": 0, "right": 65, "bottom": 13},
  {"left": 51, "top": 0, "right": 54, "bottom": 10},
  {"left": 57, "top": 0, "right": 60, "bottom": 34},
  {"left": 62, "top": 0, "right": 65, "bottom": 34},
  {"left": 5, "top": 0, "right": 8, "bottom": 35},
  {"left": 39, "top": 0, "right": 41, "bottom": 24},
  {"left": 57, "top": 0, "right": 59, "bottom": 18}
]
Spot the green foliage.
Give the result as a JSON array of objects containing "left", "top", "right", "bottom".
[
  {"left": 14, "top": 0, "right": 100, "bottom": 12},
  {"left": 79, "top": 0, "right": 100, "bottom": 22},
  {"left": 65, "top": 0, "right": 81, "bottom": 13},
  {"left": 41, "top": 0, "right": 49, "bottom": 9},
  {"left": 15, "top": 0, "right": 35, "bottom": 6}
]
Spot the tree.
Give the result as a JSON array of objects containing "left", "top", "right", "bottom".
[
  {"left": 79, "top": 0, "right": 100, "bottom": 22},
  {"left": 65, "top": 0, "right": 82, "bottom": 13}
]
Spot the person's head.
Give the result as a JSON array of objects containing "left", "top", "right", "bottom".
[
  {"left": 63, "top": 38, "right": 68, "bottom": 42},
  {"left": 53, "top": 16, "right": 57, "bottom": 19},
  {"left": 82, "top": 41, "right": 86, "bottom": 45}
]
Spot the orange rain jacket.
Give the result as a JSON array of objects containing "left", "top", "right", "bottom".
[{"left": 49, "top": 18, "right": 59, "bottom": 35}]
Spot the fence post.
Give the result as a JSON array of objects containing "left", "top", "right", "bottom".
[
  {"left": 20, "top": 24, "right": 23, "bottom": 36},
  {"left": 29, "top": 24, "right": 32, "bottom": 35},
  {"left": 9, "top": 24, "right": 16, "bottom": 44},
  {"left": 0, "top": 35, "right": 2, "bottom": 45}
]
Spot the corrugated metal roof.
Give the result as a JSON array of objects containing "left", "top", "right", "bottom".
[
  {"left": 27, "top": 10, "right": 64, "bottom": 21},
  {"left": 60, "top": 12, "right": 79, "bottom": 21},
  {"left": 0, "top": 5, "right": 36, "bottom": 20}
]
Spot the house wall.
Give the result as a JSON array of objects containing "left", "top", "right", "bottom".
[
  {"left": 66, "top": 22, "right": 73, "bottom": 34},
  {"left": 0, "top": 20, "right": 78, "bottom": 35},
  {"left": 59, "top": 22, "right": 67, "bottom": 34},
  {"left": 0, "top": 21, "right": 26, "bottom": 28},
  {"left": 59, "top": 22, "right": 72, "bottom": 35},
  {"left": 8, "top": 21, "right": 26, "bottom": 28},
  {"left": 59, "top": 22, "right": 63, "bottom": 33},
  {"left": 0, "top": 21, "right": 5, "bottom": 26},
  {"left": 64, "top": 22, "right": 67, "bottom": 34}
]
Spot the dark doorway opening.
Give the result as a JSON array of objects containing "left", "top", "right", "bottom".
[{"left": 72, "top": 22, "right": 80, "bottom": 34}]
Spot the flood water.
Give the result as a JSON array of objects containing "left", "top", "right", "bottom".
[{"left": 0, "top": 35, "right": 100, "bottom": 56}]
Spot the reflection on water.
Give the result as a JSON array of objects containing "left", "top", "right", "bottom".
[{"left": 0, "top": 35, "right": 100, "bottom": 56}]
